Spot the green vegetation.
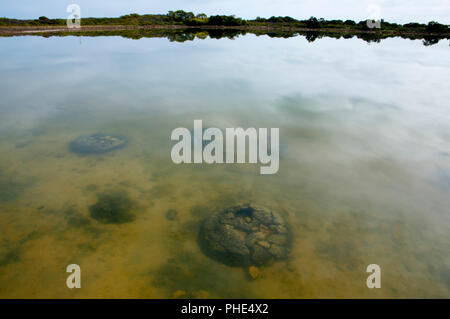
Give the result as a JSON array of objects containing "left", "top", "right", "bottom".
[
  {"left": 0, "top": 16, "right": 65, "bottom": 26},
  {"left": 207, "top": 15, "right": 246, "bottom": 26},
  {"left": 426, "top": 21, "right": 449, "bottom": 33}
]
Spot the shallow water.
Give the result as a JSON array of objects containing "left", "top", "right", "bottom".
[{"left": 0, "top": 34, "right": 449, "bottom": 298}]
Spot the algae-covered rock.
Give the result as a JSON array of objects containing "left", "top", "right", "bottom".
[
  {"left": 199, "top": 203, "right": 291, "bottom": 267},
  {"left": 89, "top": 192, "right": 136, "bottom": 224},
  {"left": 69, "top": 133, "right": 127, "bottom": 154}
]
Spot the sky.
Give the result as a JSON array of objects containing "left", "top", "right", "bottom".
[{"left": 1, "top": 0, "right": 449, "bottom": 24}]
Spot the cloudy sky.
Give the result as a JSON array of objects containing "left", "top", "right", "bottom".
[{"left": 1, "top": 0, "right": 449, "bottom": 24}]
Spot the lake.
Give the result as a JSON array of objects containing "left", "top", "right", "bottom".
[{"left": 0, "top": 32, "right": 449, "bottom": 298}]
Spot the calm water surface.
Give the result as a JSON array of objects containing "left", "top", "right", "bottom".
[{"left": 0, "top": 34, "right": 449, "bottom": 298}]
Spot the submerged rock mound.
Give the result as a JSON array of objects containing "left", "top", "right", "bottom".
[
  {"left": 69, "top": 133, "right": 127, "bottom": 154},
  {"left": 199, "top": 204, "right": 291, "bottom": 267},
  {"left": 89, "top": 192, "right": 135, "bottom": 224}
]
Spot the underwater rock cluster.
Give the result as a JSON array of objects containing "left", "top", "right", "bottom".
[
  {"left": 69, "top": 133, "right": 127, "bottom": 154},
  {"left": 199, "top": 203, "right": 291, "bottom": 267}
]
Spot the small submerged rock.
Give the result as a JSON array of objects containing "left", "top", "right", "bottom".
[
  {"left": 165, "top": 209, "right": 178, "bottom": 221},
  {"left": 198, "top": 203, "right": 291, "bottom": 267},
  {"left": 248, "top": 266, "right": 261, "bottom": 280},
  {"left": 69, "top": 133, "right": 127, "bottom": 155},
  {"left": 172, "top": 290, "right": 187, "bottom": 299},
  {"left": 89, "top": 192, "right": 136, "bottom": 224}
]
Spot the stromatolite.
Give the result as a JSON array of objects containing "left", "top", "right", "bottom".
[
  {"left": 69, "top": 133, "right": 127, "bottom": 154},
  {"left": 199, "top": 204, "right": 291, "bottom": 266}
]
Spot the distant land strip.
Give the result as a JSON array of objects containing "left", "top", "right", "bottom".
[{"left": 1, "top": 11, "right": 448, "bottom": 43}]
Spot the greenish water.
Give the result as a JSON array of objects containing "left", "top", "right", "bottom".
[{"left": 0, "top": 34, "right": 449, "bottom": 298}]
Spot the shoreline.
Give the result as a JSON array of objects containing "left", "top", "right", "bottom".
[{"left": 1, "top": 24, "right": 449, "bottom": 37}]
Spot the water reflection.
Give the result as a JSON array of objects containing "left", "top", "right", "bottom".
[{"left": 7, "top": 28, "right": 450, "bottom": 46}]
